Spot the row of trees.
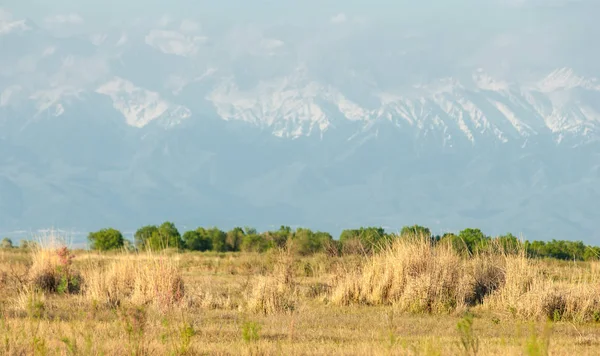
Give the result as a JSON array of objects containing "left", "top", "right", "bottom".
[
  {"left": 84, "top": 223, "right": 600, "bottom": 261},
  {"left": 88, "top": 223, "right": 336, "bottom": 256}
]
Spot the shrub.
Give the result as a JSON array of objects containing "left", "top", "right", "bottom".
[
  {"left": 29, "top": 242, "right": 83, "bottom": 295},
  {"left": 88, "top": 228, "right": 125, "bottom": 251}
]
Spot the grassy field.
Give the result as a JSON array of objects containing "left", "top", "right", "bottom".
[{"left": 1, "top": 235, "right": 599, "bottom": 355}]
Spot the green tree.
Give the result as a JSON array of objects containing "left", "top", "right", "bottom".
[
  {"left": 457, "top": 228, "right": 489, "bottom": 255},
  {"left": 263, "top": 226, "right": 292, "bottom": 249},
  {"left": 146, "top": 222, "right": 183, "bottom": 250},
  {"left": 134, "top": 225, "right": 158, "bottom": 249},
  {"left": 339, "top": 229, "right": 360, "bottom": 243},
  {"left": 240, "top": 233, "right": 270, "bottom": 253},
  {"left": 495, "top": 233, "right": 521, "bottom": 254},
  {"left": 244, "top": 227, "right": 258, "bottom": 235},
  {"left": 339, "top": 227, "right": 389, "bottom": 253},
  {"left": 226, "top": 227, "right": 245, "bottom": 252},
  {"left": 584, "top": 246, "right": 600, "bottom": 261},
  {"left": 1, "top": 237, "right": 13, "bottom": 249},
  {"left": 290, "top": 228, "right": 333, "bottom": 255},
  {"left": 525, "top": 239, "right": 590, "bottom": 261},
  {"left": 545, "top": 240, "right": 586, "bottom": 260},
  {"left": 208, "top": 228, "right": 228, "bottom": 252},
  {"left": 183, "top": 229, "right": 212, "bottom": 251},
  {"left": 400, "top": 225, "right": 432, "bottom": 239},
  {"left": 88, "top": 228, "right": 125, "bottom": 251},
  {"left": 524, "top": 240, "right": 545, "bottom": 258}
]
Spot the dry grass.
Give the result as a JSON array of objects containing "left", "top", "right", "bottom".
[
  {"left": 83, "top": 252, "right": 185, "bottom": 311},
  {"left": 331, "top": 237, "right": 503, "bottom": 314},
  {"left": 1, "top": 236, "right": 600, "bottom": 355},
  {"left": 331, "top": 237, "right": 600, "bottom": 323},
  {"left": 484, "top": 256, "right": 600, "bottom": 322},
  {"left": 246, "top": 249, "right": 298, "bottom": 315}
]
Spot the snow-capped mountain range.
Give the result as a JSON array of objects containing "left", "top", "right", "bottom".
[
  {"left": 207, "top": 66, "right": 600, "bottom": 144},
  {"left": 1, "top": 5, "right": 599, "bottom": 243},
  {"left": 3, "top": 8, "right": 600, "bottom": 145}
]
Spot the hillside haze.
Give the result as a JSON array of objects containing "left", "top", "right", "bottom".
[{"left": 1, "top": 1, "right": 599, "bottom": 242}]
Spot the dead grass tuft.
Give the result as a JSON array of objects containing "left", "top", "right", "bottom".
[
  {"left": 247, "top": 249, "right": 298, "bottom": 315},
  {"left": 83, "top": 253, "right": 184, "bottom": 311}
]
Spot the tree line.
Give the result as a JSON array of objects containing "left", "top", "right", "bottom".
[
  {"left": 2, "top": 223, "right": 599, "bottom": 261},
  {"left": 80, "top": 223, "right": 600, "bottom": 261}
]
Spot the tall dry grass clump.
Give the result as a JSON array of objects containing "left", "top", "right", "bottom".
[
  {"left": 28, "top": 231, "right": 82, "bottom": 294},
  {"left": 484, "top": 256, "right": 600, "bottom": 322},
  {"left": 331, "top": 236, "right": 505, "bottom": 314},
  {"left": 246, "top": 248, "right": 298, "bottom": 315},
  {"left": 332, "top": 235, "right": 600, "bottom": 321},
  {"left": 84, "top": 253, "right": 184, "bottom": 311}
]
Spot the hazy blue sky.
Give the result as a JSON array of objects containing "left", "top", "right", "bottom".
[
  {"left": 5, "top": 0, "right": 596, "bottom": 26},
  {"left": 3, "top": 0, "right": 598, "bottom": 83}
]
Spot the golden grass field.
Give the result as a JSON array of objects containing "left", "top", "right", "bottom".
[{"left": 1, "top": 234, "right": 599, "bottom": 355}]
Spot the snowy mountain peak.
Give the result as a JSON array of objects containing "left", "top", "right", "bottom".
[
  {"left": 536, "top": 67, "right": 600, "bottom": 92},
  {"left": 206, "top": 72, "right": 369, "bottom": 139},
  {"left": 472, "top": 69, "right": 510, "bottom": 92},
  {"left": 96, "top": 77, "right": 191, "bottom": 128}
]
